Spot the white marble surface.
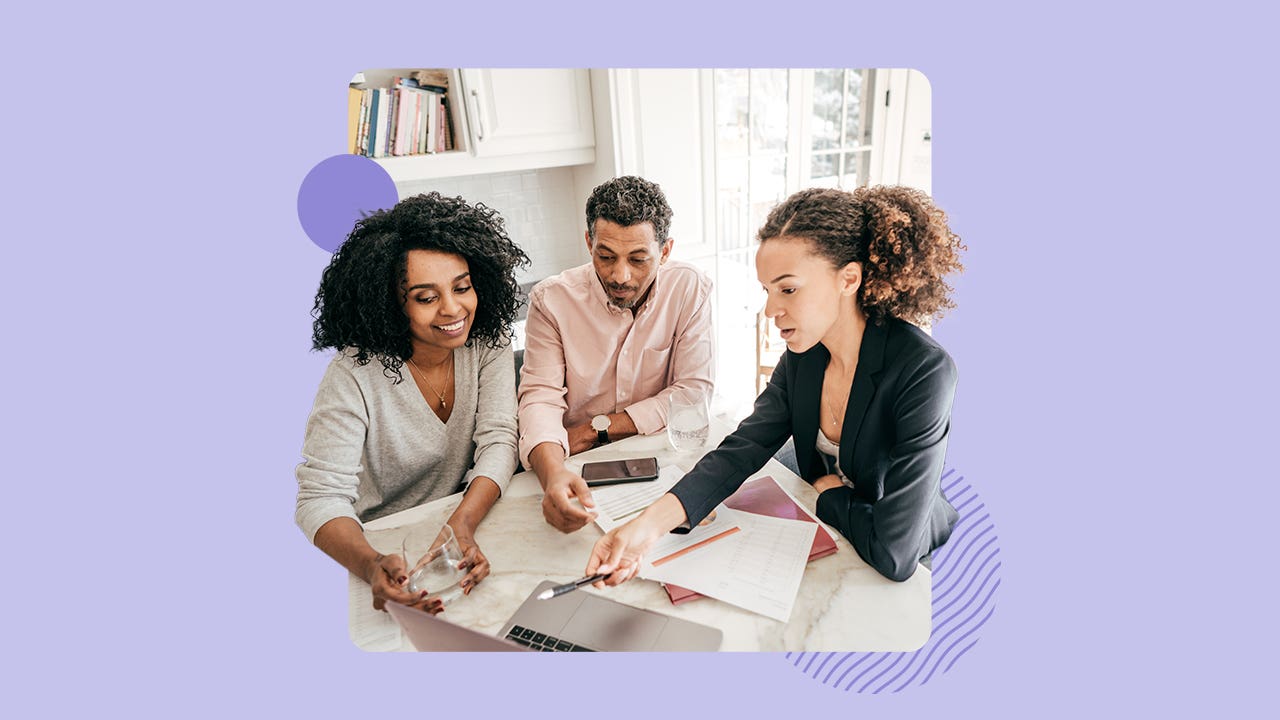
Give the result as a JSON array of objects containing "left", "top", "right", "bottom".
[{"left": 351, "top": 420, "right": 932, "bottom": 652}]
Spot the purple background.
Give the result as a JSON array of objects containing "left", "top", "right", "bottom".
[{"left": 5, "top": 1, "right": 1274, "bottom": 716}]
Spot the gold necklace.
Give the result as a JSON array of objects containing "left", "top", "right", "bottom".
[
  {"left": 827, "top": 396, "right": 847, "bottom": 427},
  {"left": 408, "top": 353, "right": 453, "bottom": 409},
  {"left": 825, "top": 368, "right": 852, "bottom": 427}
]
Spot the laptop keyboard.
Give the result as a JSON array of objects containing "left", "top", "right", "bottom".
[{"left": 504, "top": 625, "right": 597, "bottom": 652}]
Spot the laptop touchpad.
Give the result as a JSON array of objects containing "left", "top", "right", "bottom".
[{"left": 560, "top": 596, "right": 668, "bottom": 651}]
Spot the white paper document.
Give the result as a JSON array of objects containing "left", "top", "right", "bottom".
[
  {"left": 346, "top": 524, "right": 411, "bottom": 651},
  {"left": 647, "top": 505, "right": 743, "bottom": 565},
  {"left": 590, "top": 464, "right": 684, "bottom": 532},
  {"left": 347, "top": 573, "right": 403, "bottom": 651},
  {"left": 640, "top": 509, "right": 817, "bottom": 623}
]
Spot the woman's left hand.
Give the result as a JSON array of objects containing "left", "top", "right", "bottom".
[
  {"left": 812, "top": 474, "right": 844, "bottom": 493},
  {"left": 452, "top": 530, "right": 490, "bottom": 595}
]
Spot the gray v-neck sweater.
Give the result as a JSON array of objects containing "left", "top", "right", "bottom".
[{"left": 295, "top": 342, "right": 518, "bottom": 543}]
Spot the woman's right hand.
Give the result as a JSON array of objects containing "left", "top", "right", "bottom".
[
  {"left": 585, "top": 516, "right": 666, "bottom": 588},
  {"left": 366, "top": 552, "right": 444, "bottom": 615},
  {"left": 586, "top": 493, "right": 691, "bottom": 587}
]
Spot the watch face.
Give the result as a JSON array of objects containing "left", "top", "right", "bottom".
[{"left": 591, "top": 415, "right": 610, "bottom": 432}]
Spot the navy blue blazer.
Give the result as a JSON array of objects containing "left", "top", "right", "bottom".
[{"left": 669, "top": 318, "right": 959, "bottom": 582}]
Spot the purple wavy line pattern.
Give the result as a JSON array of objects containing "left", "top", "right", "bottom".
[{"left": 785, "top": 468, "right": 1001, "bottom": 693}]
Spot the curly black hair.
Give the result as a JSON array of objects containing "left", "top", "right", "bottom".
[
  {"left": 585, "top": 175, "right": 673, "bottom": 247},
  {"left": 758, "top": 186, "right": 965, "bottom": 325},
  {"left": 311, "top": 192, "right": 530, "bottom": 381}
]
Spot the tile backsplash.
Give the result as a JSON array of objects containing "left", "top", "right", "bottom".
[{"left": 398, "top": 167, "right": 585, "bottom": 285}]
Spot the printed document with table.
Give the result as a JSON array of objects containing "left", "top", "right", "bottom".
[{"left": 593, "top": 464, "right": 820, "bottom": 623}]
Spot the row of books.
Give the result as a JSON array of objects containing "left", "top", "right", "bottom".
[{"left": 347, "top": 76, "right": 456, "bottom": 158}]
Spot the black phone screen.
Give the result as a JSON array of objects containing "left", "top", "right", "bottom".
[{"left": 581, "top": 457, "right": 660, "bottom": 486}]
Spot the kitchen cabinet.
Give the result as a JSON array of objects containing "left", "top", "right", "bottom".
[
  {"left": 459, "top": 69, "right": 595, "bottom": 157},
  {"left": 372, "top": 68, "right": 596, "bottom": 183}
]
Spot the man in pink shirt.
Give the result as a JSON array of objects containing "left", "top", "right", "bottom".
[{"left": 518, "top": 176, "right": 715, "bottom": 532}]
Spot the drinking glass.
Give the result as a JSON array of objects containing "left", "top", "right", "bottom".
[
  {"left": 668, "top": 387, "right": 710, "bottom": 453},
  {"left": 401, "top": 523, "right": 466, "bottom": 605}
]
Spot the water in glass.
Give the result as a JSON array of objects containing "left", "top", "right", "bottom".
[
  {"left": 668, "top": 388, "right": 710, "bottom": 453},
  {"left": 402, "top": 524, "right": 466, "bottom": 604}
]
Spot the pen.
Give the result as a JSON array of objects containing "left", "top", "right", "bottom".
[{"left": 536, "top": 573, "right": 610, "bottom": 600}]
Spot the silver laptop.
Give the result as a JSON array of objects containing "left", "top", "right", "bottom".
[
  {"left": 387, "top": 580, "right": 722, "bottom": 652},
  {"left": 386, "top": 600, "right": 527, "bottom": 652}
]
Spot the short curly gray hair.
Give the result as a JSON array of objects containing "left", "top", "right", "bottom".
[{"left": 585, "top": 176, "right": 673, "bottom": 247}]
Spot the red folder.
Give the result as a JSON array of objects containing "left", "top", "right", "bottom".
[{"left": 662, "top": 475, "right": 838, "bottom": 605}]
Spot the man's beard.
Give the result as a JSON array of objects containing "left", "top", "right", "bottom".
[{"left": 606, "top": 283, "right": 640, "bottom": 309}]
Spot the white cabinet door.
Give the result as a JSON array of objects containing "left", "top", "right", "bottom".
[{"left": 460, "top": 69, "right": 595, "bottom": 157}]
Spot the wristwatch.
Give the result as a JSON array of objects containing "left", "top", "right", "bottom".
[{"left": 591, "top": 414, "right": 612, "bottom": 445}]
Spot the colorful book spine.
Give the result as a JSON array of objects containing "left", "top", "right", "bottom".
[
  {"left": 379, "top": 88, "right": 392, "bottom": 157},
  {"left": 359, "top": 89, "right": 371, "bottom": 156},
  {"left": 394, "top": 87, "right": 411, "bottom": 156},
  {"left": 417, "top": 91, "right": 428, "bottom": 154},
  {"left": 366, "top": 88, "right": 381, "bottom": 158},
  {"left": 437, "top": 95, "right": 446, "bottom": 153},
  {"left": 441, "top": 95, "right": 455, "bottom": 151},
  {"left": 347, "top": 87, "right": 362, "bottom": 155}
]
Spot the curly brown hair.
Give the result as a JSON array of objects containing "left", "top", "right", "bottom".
[
  {"left": 758, "top": 185, "right": 964, "bottom": 325},
  {"left": 311, "top": 192, "right": 530, "bottom": 382}
]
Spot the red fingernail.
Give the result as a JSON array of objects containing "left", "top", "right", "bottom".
[{"left": 398, "top": 576, "right": 407, "bottom": 583}]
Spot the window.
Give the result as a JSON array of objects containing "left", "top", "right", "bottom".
[
  {"left": 806, "top": 69, "right": 874, "bottom": 190},
  {"left": 698, "top": 68, "right": 928, "bottom": 415}
]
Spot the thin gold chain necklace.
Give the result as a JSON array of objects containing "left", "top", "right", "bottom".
[
  {"left": 408, "top": 353, "right": 454, "bottom": 409},
  {"left": 827, "top": 395, "right": 848, "bottom": 427},
  {"left": 825, "top": 367, "right": 853, "bottom": 427}
]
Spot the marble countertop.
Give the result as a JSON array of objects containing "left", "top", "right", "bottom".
[{"left": 350, "top": 421, "right": 931, "bottom": 652}]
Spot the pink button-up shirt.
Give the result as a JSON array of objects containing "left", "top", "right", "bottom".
[{"left": 517, "top": 260, "right": 715, "bottom": 465}]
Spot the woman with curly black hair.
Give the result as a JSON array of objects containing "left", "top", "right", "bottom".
[
  {"left": 295, "top": 192, "right": 529, "bottom": 613},
  {"left": 587, "top": 185, "right": 965, "bottom": 584}
]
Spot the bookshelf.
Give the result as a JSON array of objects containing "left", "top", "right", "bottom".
[{"left": 351, "top": 68, "right": 596, "bottom": 183}]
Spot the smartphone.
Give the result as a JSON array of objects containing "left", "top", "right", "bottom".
[{"left": 581, "top": 457, "right": 660, "bottom": 487}]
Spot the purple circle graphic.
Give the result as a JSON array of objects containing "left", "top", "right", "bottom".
[{"left": 297, "top": 154, "right": 399, "bottom": 253}]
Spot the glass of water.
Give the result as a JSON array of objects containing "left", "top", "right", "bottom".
[
  {"left": 668, "top": 387, "right": 710, "bottom": 453},
  {"left": 401, "top": 523, "right": 466, "bottom": 605}
]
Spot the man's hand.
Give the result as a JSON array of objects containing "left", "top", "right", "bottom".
[
  {"left": 566, "top": 412, "right": 639, "bottom": 456},
  {"left": 541, "top": 465, "right": 597, "bottom": 533},
  {"left": 567, "top": 422, "right": 598, "bottom": 456}
]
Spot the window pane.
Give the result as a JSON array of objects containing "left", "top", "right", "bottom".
[
  {"left": 718, "top": 247, "right": 761, "bottom": 335},
  {"left": 718, "top": 246, "right": 760, "bottom": 334},
  {"left": 749, "top": 155, "right": 787, "bottom": 235},
  {"left": 844, "top": 69, "right": 871, "bottom": 147},
  {"left": 714, "top": 246, "right": 761, "bottom": 411},
  {"left": 810, "top": 151, "right": 839, "bottom": 187},
  {"left": 811, "top": 69, "right": 842, "bottom": 151},
  {"left": 717, "top": 156, "right": 749, "bottom": 252},
  {"left": 715, "top": 69, "right": 749, "bottom": 157},
  {"left": 842, "top": 150, "right": 869, "bottom": 188},
  {"left": 749, "top": 69, "right": 788, "bottom": 154}
]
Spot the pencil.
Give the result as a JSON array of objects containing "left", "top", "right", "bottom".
[{"left": 651, "top": 526, "right": 741, "bottom": 567}]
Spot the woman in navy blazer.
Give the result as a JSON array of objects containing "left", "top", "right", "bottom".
[{"left": 587, "top": 186, "right": 965, "bottom": 583}]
